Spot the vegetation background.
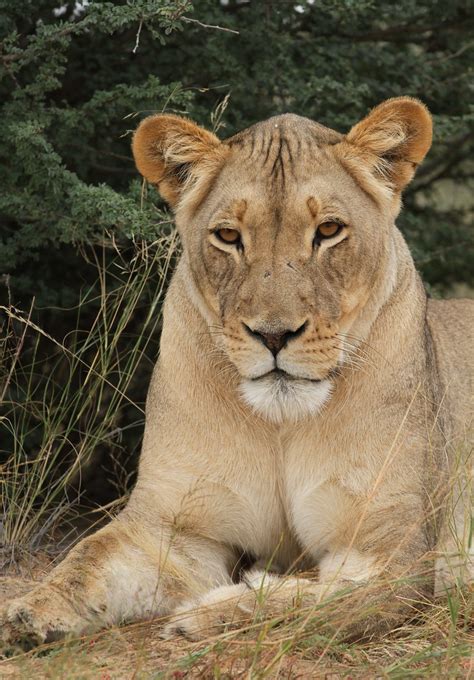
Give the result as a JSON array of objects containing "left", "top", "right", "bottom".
[{"left": 0, "top": 1, "right": 473, "bottom": 676}]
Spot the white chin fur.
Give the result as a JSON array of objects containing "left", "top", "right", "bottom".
[{"left": 239, "top": 375, "right": 333, "bottom": 424}]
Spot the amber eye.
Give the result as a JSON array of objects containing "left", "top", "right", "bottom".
[
  {"left": 215, "top": 228, "right": 242, "bottom": 246},
  {"left": 314, "top": 221, "right": 344, "bottom": 246}
]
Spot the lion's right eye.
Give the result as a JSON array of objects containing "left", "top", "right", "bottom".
[{"left": 215, "top": 228, "right": 242, "bottom": 246}]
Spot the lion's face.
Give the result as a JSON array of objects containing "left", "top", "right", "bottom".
[
  {"left": 183, "top": 116, "right": 389, "bottom": 422},
  {"left": 133, "top": 101, "right": 432, "bottom": 422}
]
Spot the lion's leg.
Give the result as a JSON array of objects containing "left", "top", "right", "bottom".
[
  {"left": 166, "top": 541, "right": 433, "bottom": 641},
  {"left": 2, "top": 518, "right": 233, "bottom": 647}
]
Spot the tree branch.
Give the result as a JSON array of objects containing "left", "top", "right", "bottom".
[{"left": 182, "top": 16, "right": 239, "bottom": 34}]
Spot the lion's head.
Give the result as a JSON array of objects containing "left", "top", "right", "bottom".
[{"left": 132, "top": 98, "right": 432, "bottom": 423}]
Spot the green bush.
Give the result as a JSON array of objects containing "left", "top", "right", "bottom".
[{"left": 1, "top": 0, "right": 473, "bottom": 304}]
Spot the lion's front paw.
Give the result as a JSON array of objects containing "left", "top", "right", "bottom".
[
  {"left": 164, "top": 583, "right": 257, "bottom": 641},
  {"left": 2, "top": 587, "right": 90, "bottom": 650}
]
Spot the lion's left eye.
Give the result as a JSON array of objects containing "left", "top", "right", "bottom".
[
  {"left": 313, "top": 221, "right": 344, "bottom": 246},
  {"left": 215, "top": 228, "right": 241, "bottom": 246}
]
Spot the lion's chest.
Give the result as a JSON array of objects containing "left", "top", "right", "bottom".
[
  {"left": 209, "top": 430, "right": 379, "bottom": 566},
  {"left": 223, "top": 454, "right": 302, "bottom": 565},
  {"left": 225, "top": 435, "right": 376, "bottom": 567},
  {"left": 279, "top": 434, "right": 375, "bottom": 563}
]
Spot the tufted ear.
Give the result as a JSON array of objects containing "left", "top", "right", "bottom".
[
  {"left": 342, "top": 97, "right": 432, "bottom": 197},
  {"left": 132, "top": 114, "right": 225, "bottom": 208}
]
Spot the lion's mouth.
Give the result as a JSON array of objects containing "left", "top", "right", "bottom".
[
  {"left": 251, "top": 368, "right": 327, "bottom": 383},
  {"left": 240, "top": 370, "right": 334, "bottom": 423}
]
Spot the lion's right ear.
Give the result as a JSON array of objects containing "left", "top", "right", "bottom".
[{"left": 132, "top": 114, "right": 225, "bottom": 208}]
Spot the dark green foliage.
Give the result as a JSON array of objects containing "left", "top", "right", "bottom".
[
  {"left": 1, "top": 0, "right": 473, "bottom": 304},
  {"left": 0, "top": 0, "right": 195, "bottom": 307},
  {"left": 0, "top": 0, "right": 473, "bottom": 519}
]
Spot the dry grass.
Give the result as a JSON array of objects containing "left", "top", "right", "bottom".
[
  {"left": 0, "top": 558, "right": 473, "bottom": 679},
  {"left": 0, "top": 234, "right": 177, "bottom": 561}
]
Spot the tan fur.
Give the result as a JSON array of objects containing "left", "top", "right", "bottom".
[{"left": 2, "top": 98, "right": 472, "bottom": 647}]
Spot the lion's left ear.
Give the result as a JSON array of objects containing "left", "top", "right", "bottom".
[{"left": 343, "top": 97, "right": 432, "bottom": 194}]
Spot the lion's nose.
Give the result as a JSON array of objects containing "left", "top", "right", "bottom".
[{"left": 243, "top": 322, "right": 307, "bottom": 356}]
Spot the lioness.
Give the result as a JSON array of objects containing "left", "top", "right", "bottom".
[{"left": 2, "top": 98, "right": 473, "bottom": 646}]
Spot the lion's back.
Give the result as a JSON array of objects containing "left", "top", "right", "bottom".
[
  {"left": 427, "top": 297, "right": 474, "bottom": 436},
  {"left": 428, "top": 298, "right": 473, "bottom": 591}
]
